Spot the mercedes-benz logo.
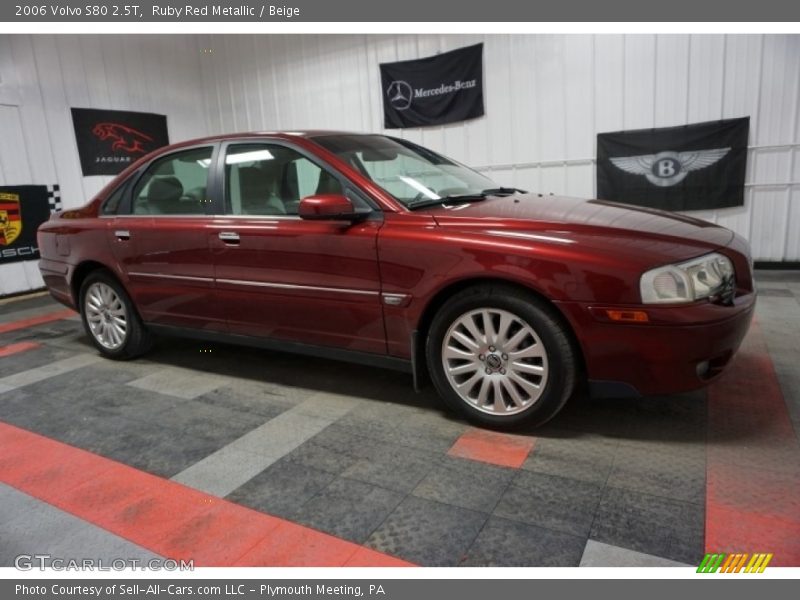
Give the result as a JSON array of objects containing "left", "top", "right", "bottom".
[{"left": 387, "top": 80, "right": 413, "bottom": 111}]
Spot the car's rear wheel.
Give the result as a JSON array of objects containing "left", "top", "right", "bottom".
[
  {"left": 426, "top": 285, "right": 577, "bottom": 429},
  {"left": 79, "top": 270, "right": 152, "bottom": 359}
]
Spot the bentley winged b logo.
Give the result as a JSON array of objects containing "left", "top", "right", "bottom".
[
  {"left": 0, "top": 192, "right": 22, "bottom": 246},
  {"left": 387, "top": 80, "right": 413, "bottom": 111},
  {"left": 610, "top": 148, "right": 730, "bottom": 187}
]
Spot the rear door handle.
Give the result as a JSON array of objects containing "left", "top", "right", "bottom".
[
  {"left": 218, "top": 231, "right": 240, "bottom": 244},
  {"left": 114, "top": 230, "right": 130, "bottom": 241}
]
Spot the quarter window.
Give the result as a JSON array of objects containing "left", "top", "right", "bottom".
[
  {"left": 225, "top": 144, "right": 343, "bottom": 216},
  {"left": 131, "top": 147, "right": 213, "bottom": 215},
  {"left": 100, "top": 184, "right": 126, "bottom": 216}
]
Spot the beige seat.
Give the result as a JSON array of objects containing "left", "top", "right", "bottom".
[{"left": 239, "top": 166, "right": 286, "bottom": 215}]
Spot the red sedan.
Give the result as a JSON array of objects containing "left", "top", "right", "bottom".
[{"left": 37, "top": 132, "right": 756, "bottom": 427}]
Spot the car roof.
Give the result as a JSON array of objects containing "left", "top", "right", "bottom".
[{"left": 171, "top": 130, "right": 371, "bottom": 148}]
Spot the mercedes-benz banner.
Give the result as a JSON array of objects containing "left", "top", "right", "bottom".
[{"left": 380, "top": 43, "right": 484, "bottom": 129}]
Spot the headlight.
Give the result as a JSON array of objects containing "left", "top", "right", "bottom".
[{"left": 640, "top": 252, "right": 734, "bottom": 304}]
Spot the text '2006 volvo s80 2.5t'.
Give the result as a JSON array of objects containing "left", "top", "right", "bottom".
[{"left": 37, "top": 132, "right": 756, "bottom": 427}]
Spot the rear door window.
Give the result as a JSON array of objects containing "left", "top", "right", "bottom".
[{"left": 131, "top": 147, "right": 213, "bottom": 215}]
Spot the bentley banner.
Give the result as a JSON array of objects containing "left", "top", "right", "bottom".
[
  {"left": 71, "top": 108, "right": 170, "bottom": 176},
  {"left": 380, "top": 43, "right": 484, "bottom": 129},
  {"left": 0, "top": 185, "right": 56, "bottom": 264},
  {"left": 597, "top": 117, "right": 749, "bottom": 211}
]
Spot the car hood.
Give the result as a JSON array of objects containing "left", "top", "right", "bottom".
[{"left": 420, "top": 193, "right": 734, "bottom": 264}]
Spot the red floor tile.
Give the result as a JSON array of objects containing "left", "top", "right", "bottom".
[
  {"left": 706, "top": 320, "right": 800, "bottom": 566},
  {"left": 0, "top": 341, "right": 41, "bottom": 357},
  {"left": 0, "top": 309, "right": 76, "bottom": 335},
  {"left": 447, "top": 427, "right": 536, "bottom": 468},
  {"left": 0, "top": 422, "right": 414, "bottom": 567}
]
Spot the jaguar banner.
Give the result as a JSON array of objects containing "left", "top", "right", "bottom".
[
  {"left": 597, "top": 117, "right": 749, "bottom": 211},
  {"left": 380, "top": 43, "right": 484, "bottom": 129},
  {"left": 71, "top": 108, "right": 170, "bottom": 176},
  {"left": 0, "top": 185, "right": 56, "bottom": 264}
]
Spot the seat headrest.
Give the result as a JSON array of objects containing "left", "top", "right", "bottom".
[
  {"left": 315, "top": 170, "right": 342, "bottom": 195},
  {"left": 147, "top": 176, "right": 183, "bottom": 212}
]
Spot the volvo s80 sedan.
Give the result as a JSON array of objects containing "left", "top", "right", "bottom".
[{"left": 37, "top": 132, "right": 756, "bottom": 427}]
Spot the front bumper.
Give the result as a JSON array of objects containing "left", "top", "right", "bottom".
[{"left": 555, "top": 291, "right": 756, "bottom": 397}]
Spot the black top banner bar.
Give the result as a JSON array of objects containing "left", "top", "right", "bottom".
[{"left": 1, "top": 0, "right": 799, "bottom": 22}]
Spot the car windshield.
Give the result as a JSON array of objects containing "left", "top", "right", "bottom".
[{"left": 312, "top": 134, "right": 501, "bottom": 209}]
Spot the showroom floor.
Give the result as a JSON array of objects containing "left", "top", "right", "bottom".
[{"left": 1, "top": 272, "right": 799, "bottom": 568}]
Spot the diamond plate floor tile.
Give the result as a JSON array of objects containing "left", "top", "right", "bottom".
[
  {"left": 226, "top": 458, "right": 336, "bottom": 520},
  {"left": 365, "top": 496, "right": 487, "bottom": 567},
  {"left": 342, "top": 443, "right": 442, "bottom": 493},
  {"left": 194, "top": 386, "right": 296, "bottom": 420},
  {"left": 461, "top": 516, "right": 586, "bottom": 567},
  {"left": 494, "top": 470, "right": 604, "bottom": 537},
  {"left": 283, "top": 440, "right": 362, "bottom": 475},
  {"left": 126, "top": 367, "right": 226, "bottom": 400},
  {"left": 0, "top": 344, "right": 74, "bottom": 377},
  {"left": 521, "top": 433, "right": 618, "bottom": 484},
  {"left": 589, "top": 486, "right": 705, "bottom": 565},
  {"left": 306, "top": 424, "right": 386, "bottom": 460},
  {"left": 135, "top": 398, "right": 266, "bottom": 443},
  {"left": 607, "top": 443, "right": 706, "bottom": 504},
  {"left": 294, "top": 477, "right": 405, "bottom": 543},
  {"left": 412, "top": 456, "right": 515, "bottom": 513}
]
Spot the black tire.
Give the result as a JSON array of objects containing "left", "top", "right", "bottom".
[
  {"left": 425, "top": 284, "right": 577, "bottom": 429},
  {"left": 79, "top": 269, "right": 153, "bottom": 360}
]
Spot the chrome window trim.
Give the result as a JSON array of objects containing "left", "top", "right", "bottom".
[
  {"left": 129, "top": 271, "right": 380, "bottom": 297},
  {"left": 127, "top": 272, "right": 214, "bottom": 283},
  {"left": 100, "top": 214, "right": 214, "bottom": 219},
  {"left": 208, "top": 214, "right": 303, "bottom": 221},
  {"left": 216, "top": 278, "right": 379, "bottom": 296}
]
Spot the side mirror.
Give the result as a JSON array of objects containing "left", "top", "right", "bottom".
[{"left": 298, "top": 194, "right": 371, "bottom": 222}]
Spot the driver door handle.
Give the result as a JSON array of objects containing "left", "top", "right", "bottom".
[
  {"left": 218, "top": 231, "right": 240, "bottom": 244},
  {"left": 114, "top": 230, "right": 130, "bottom": 241}
]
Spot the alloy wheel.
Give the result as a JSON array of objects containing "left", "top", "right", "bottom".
[
  {"left": 84, "top": 281, "right": 128, "bottom": 350},
  {"left": 441, "top": 308, "right": 549, "bottom": 415}
]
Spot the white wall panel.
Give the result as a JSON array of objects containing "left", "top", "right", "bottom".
[
  {"left": 687, "top": 35, "right": 726, "bottom": 123},
  {"left": 786, "top": 187, "right": 800, "bottom": 259},
  {"left": 654, "top": 35, "right": 690, "bottom": 127},
  {"left": 593, "top": 35, "right": 625, "bottom": 138},
  {"left": 0, "top": 34, "right": 210, "bottom": 295},
  {"left": 623, "top": 35, "right": 656, "bottom": 130}
]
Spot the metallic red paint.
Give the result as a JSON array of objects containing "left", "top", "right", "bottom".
[{"left": 37, "top": 131, "right": 756, "bottom": 398}]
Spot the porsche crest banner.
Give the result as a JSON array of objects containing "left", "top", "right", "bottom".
[
  {"left": 597, "top": 117, "right": 749, "bottom": 211},
  {"left": 380, "top": 44, "right": 484, "bottom": 129},
  {"left": 0, "top": 186, "right": 53, "bottom": 264},
  {"left": 71, "top": 108, "right": 170, "bottom": 176}
]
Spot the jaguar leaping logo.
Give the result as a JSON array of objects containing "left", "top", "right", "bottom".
[
  {"left": 387, "top": 80, "right": 413, "bottom": 111},
  {"left": 92, "top": 122, "right": 154, "bottom": 155},
  {"left": 610, "top": 148, "right": 730, "bottom": 187}
]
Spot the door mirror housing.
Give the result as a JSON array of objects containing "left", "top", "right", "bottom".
[{"left": 298, "top": 194, "right": 371, "bottom": 222}]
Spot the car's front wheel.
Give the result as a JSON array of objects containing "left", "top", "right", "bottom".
[
  {"left": 426, "top": 285, "right": 577, "bottom": 429},
  {"left": 79, "top": 270, "right": 152, "bottom": 359}
]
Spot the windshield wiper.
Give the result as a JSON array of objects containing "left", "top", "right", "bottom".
[
  {"left": 406, "top": 187, "right": 526, "bottom": 210},
  {"left": 481, "top": 187, "right": 526, "bottom": 196},
  {"left": 407, "top": 194, "right": 487, "bottom": 210}
]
